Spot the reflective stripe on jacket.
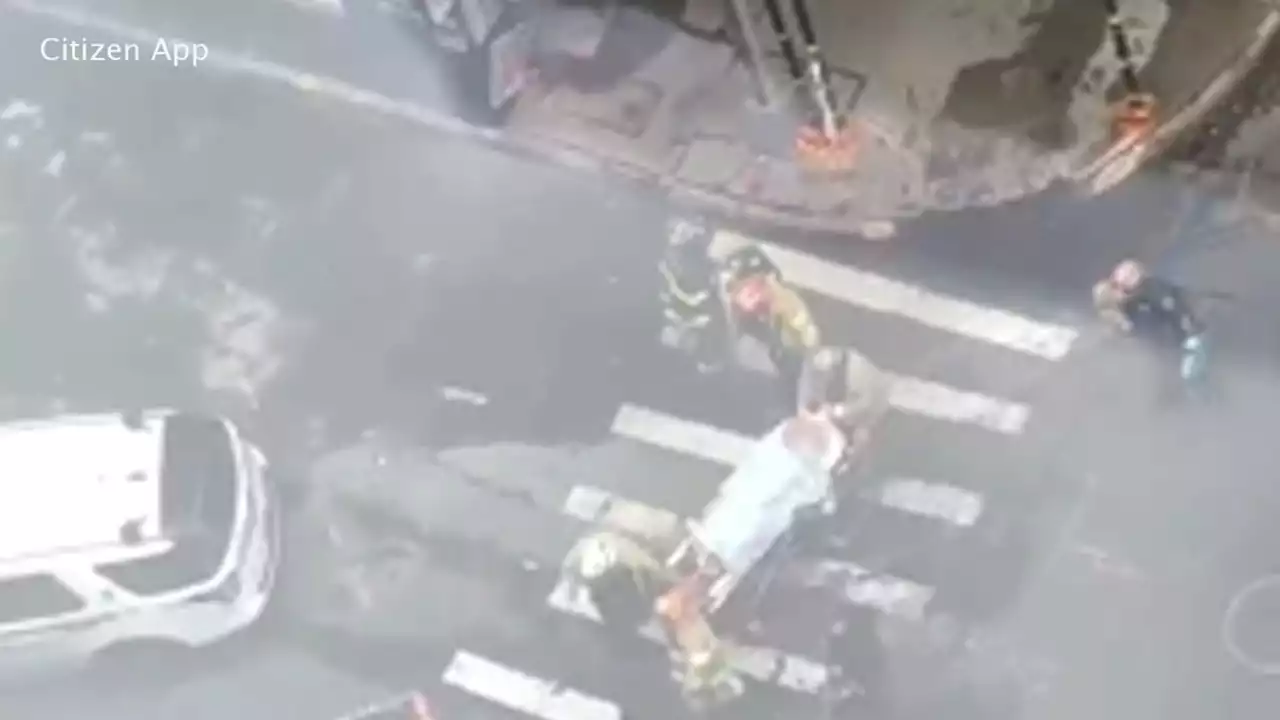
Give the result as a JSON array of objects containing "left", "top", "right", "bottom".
[{"left": 765, "top": 277, "right": 820, "bottom": 350}]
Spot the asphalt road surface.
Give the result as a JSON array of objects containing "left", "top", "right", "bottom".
[{"left": 4, "top": 2, "right": 1280, "bottom": 720}]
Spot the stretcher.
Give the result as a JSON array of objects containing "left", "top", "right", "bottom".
[{"left": 666, "top": 415, "right": 845, "bottom": 612}]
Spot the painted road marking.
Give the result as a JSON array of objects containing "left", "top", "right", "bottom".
[
  {"left": 1223, "top": 574, "right": 1280, "bottom": 676},
  {"left": 560, "top": 483, "right": 684, "bottom": 539},
  {"left": 618, "top": 365, "right": 1028, "bottom": 443},
  {"left": 545, "top": 578, "right": 831, "bottom": 694},
  {"left": 801, "top": 559, "right": 935, "bottom": 620},
  {"left": 726, "top": 347, "right": 1031, "bottom": 435},
  {"left": 886, "top": 375, "right": 1029, "bottom": 435},
  {"left": 284, "top": 0, "right": 345, "bottom": 14},
  {"left": 442, "top": 651, "right": 622, "bottom": 720},
  {"left": 877, "top": 477, "right": 983, "bottom": 527},
  {"left": 709, "top": 231, "right": 1079, "bottom": 360},
  {"left": 610, "top": 404, "right": 753, "bottom": 467}
]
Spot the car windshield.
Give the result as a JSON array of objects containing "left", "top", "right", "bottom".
[{"left": 94, "top": 414, "right": 239, "bottom": 595}]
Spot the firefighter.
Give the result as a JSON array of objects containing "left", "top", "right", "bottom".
[
  {"left": 566, "top": 531, "right": 670, "bottom": 639},
  {"left": 659, "top": 216, "right": 727, "bottom": 373},
  {"left": 1093, "top": 259, "right": 1201, "bottom": 342},
  {"left": 723, "top": 256, "right": 821, "bottom": 408},
  {"left": 654, "top": 575, "right": 744, "bottom": 711}
]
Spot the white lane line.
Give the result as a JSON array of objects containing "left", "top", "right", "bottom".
[
  {"left": 876, "top": 477, "right": 983, "bottom": 527},
  {"left": 709, "top": 231, "right": 1079, "bottom": 361},
  {"left": 546, "top": 578, "right": 830, "bottom": 694},
  {"left": 285, "top": 0, "right": 345, "bottom": 14},
  {"left": 618, "top": 362, "right": 1028, "bottom": 438},
  {"left": 560, "top": 483, "right": 684, "bottom": 541},
  {"left": 886, "top": 375, "right": 1029, "bottom": 435},
  {"left": 442, "top": 650, "right": 622, "bottom": 720},
  {"left": 610, "top": 404, "right": 754, "bottom": 466},
  {"left": 802, "top": 559, "right": 935, "bottom": 620},
  {"left": 724, "top": 340, "right": 1033, "bottom": 435}
]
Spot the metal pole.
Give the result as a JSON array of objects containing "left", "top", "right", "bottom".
[
  {"left": 788, "top": 0, "right": 841, "bottom": 138},
  {"left": 724, "top": 0, "right": 774, "bottom": 106},
  {"left": 1102, "top": 0, "right": 1142, "bottom": 94},
  {"left": 762, "top": 0, "right": 805, "bottom": 83}
]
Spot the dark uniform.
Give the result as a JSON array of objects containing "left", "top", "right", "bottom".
[
  {"left": 1120, "top": 277, "right": 1202, "bottom": 348},
  {"left": 659, "top": 218, "right": 728, "bottom": 372}
]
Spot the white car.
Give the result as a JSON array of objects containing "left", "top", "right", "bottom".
[{"left": 0, "top": 410, "right": 280, "bottom": 684}]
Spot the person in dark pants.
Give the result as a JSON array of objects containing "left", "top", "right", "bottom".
[
  {"left": 659, "top": 216, "right": 729, "bottom": 373},
  {"left": 590, "top": 563, "right": 656, "bottom": 644},
  {"left": 824, "top": 606, "right": 893, "bottom": 718}
]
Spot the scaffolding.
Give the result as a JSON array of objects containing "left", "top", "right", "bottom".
[{"left": 723, "top": 0, "right": 862, "bottom": 172}]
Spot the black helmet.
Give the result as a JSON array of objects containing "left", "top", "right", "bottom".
[{"left": 722, "top": 243, "right": 778, "bottom": 282}]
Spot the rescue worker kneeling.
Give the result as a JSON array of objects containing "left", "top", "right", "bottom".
[
  {"left": 655, "top": 574, "right": 745, "bottom": 710},
  {"left": 566, "top": 531, "right": 670, "bottom": 639},
  {"left": 659, "top": 217, "right": 727, "bottom": 373}
]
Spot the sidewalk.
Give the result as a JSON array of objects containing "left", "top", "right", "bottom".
[
  {"left": 512, "top": 0, "right": 1277, "bottom": 231},
  {"left": 14, "top": 0, "right": 1276, "bottom": 235},
  {"left": 1076, "top": 0, "right": 1280, "bottom": 193}
]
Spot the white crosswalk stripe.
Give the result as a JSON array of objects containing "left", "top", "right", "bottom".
[
  {"left": 442, "top": 651, "right": 622, "bottom": 720},
  {"left": 283, "top": 0, "right": 345, "bottom": 15},
  {"left": 435, "top": 232, "right": 1077, "bottom": 716},
  {"left": 708, "top": 231, "right": 1079, "bottom": 360}
]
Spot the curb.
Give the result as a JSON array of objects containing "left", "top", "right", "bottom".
[
  {"left": 495, "top": 126, "right": 905, "bottom": 239},
  {"left": 1074, "top": 10, "right": 1280, "bottom": 195},
  {"left": 19, "top": 0, "right": 1275, "bottom": 238}
]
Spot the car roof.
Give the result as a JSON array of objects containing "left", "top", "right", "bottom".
[{"left": 0, "top": 412, "right": 170, "bottom": 576}]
